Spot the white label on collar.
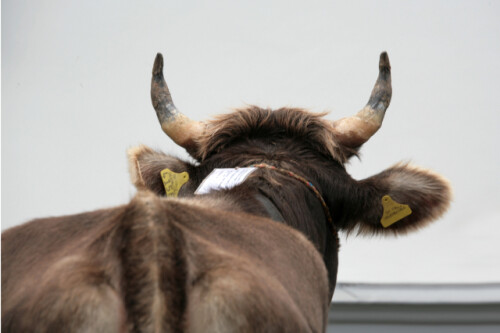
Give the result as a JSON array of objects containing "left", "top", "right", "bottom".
[{"left": 195, "top": 167, "right": 257, "bottom": 195}]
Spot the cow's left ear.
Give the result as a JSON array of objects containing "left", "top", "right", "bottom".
[
  {"left": 127, "top": 145, "right": 198, "bottom": 196},
  {"left": 338, "top": 163, "right": 452, "bottom": 235}
]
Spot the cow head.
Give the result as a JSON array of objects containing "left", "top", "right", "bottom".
[{"left": 130, "top": 52, "right": 450, "bottom": 235}]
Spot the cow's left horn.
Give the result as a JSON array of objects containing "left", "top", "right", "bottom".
[
  {"left": 332, "top": 52, "right": 392, "bottom": 148},
  {"left": 151, "top": 53, "right": 204, "bottom": 150}
]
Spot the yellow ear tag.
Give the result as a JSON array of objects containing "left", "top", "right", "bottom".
[
  {"left": 160, "top": 168, "right": 189, "bottom": 197},
  {"left": 380, "top": 195, "right": 412, "bottom": 228}
]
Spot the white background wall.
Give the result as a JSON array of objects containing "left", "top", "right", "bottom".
[{"left": 2, "top": 0, "right": 500, "bottom": 285}]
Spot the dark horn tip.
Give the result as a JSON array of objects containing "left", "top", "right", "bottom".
[
  {"left": 379, "top": 52, "right": 391, "bottom": 71},
  {"left": 153, "top": 53, "right": 164, "bottom": 76}
]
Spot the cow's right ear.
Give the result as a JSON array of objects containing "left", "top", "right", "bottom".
[
  {"left": 337, "top": 163, "right": 452, "bottom": 235},
  {"left": 127, "top": 145, "right": 198, "bottom": 196}
]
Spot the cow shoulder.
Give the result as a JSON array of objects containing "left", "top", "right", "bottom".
[{"left": 165, "top": 198, "right": 330, "bottom": 332}]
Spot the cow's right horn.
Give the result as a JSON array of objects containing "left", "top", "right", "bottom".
[
  {"left": 331, "top": 52, "right": 392, "bottom": 148},
  {"left": 151, "top": 53, "right": 204, "bottom": 150}
]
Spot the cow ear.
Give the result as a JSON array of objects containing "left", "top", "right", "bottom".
[
  {"left": 127, "top": 145, "right": 197, "bottom": 196},
  {"left": 340, "top": 163, "right": 452, "bottom": 235}
]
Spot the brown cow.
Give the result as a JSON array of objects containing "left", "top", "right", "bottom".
[{"left": 2, "top": 52, "right": 451, "bottom": 332}]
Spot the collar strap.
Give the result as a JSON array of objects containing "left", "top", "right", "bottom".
[
  {"left": 251, "top": 163, "right": 335, "bottom": 233},
  {"left": 255, "top": 193, "right": 285, "bottom": 223}
]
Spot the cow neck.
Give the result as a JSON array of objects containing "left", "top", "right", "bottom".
[
  {"left": 251, "top": 163, "right": 335, "bottom": 237},
  {"left": 245, "top": 162, "right": 340, "bottom": 297}
]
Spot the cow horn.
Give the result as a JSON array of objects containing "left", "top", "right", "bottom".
[
  {"left": 151, "top": 53, "right": 204, "bottom": 150},
  {"left": 332, "top": 52, "right": 392, "bottom": 148}
]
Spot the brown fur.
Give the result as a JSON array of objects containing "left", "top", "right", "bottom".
[
  {"left": 3, "top": 192, "right": 329, "bottom": 332},
  {"left": 193, "top": 106, "right": 357, "bottom": 162}
]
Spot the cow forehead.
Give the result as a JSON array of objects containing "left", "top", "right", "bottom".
[{"left": 193, "top": 106, "right": 351, "bottom": 163}]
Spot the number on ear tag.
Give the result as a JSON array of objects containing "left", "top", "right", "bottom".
[
  {"left": 380, "top": 195, "right": 412, "bottom": 228},
  {"left": 160, "top": 168, "right": 189, "bottom": 197}
]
